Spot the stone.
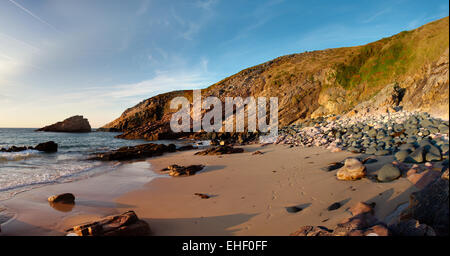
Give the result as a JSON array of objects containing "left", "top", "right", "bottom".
[
  {"left": 48, "top": 193, "right": 75, "bottom": 204},
  {"left": 36, "top": 115, "right": 91, "bottom": 133},
  {"left": 336, "top": 158, "right": 366, "bottom": 181},
  {"left": 66, "top": 211, "right": 150, "bottom": 236},
  {"left": 161, "top": 164, "right": 205, "bottom": 177},
  {"left": 34, "top": 141, "right": 58, "bottom": 153},
  {"left": 401, "top": 173, "right": 449, "bottom": 236},
  {"left": 399, "top": 143, "right": 415, "bottom": 151},
  {"left": 389, "top": 219, "right": 436, "bottom": 236},
  {"left": 405, "top": 147, "right": 425, "bottom": 163},
  {"left": 395, "top": 150, "right": 410, "bottom": 162},
  {"left": 377, "top": 164, "right": 401, "bottom": 182},
  {"left": 252, "top": 150, "right": 264, "bottom": 155},
  {"left": 194, "top": 193, "right": 210, "bottom": 199}
]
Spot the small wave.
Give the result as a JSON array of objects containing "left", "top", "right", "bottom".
[{"left": 0, "top": 150, "right": 41, "bottom": 162}]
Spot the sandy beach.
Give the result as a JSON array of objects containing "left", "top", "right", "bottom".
[{"left": 0, "top": 144, "right": 421, "bottom": 236}]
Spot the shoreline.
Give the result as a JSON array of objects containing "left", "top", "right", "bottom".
[
  {"left": 0, "top": 160, "right": 160, "bottom": 235},
  {"left": 0, "top": 144, "right": 425, "bottom": 236}
]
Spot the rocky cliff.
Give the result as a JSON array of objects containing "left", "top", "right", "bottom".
[
  {"left": 37, "top": 115, "right": 91, "bottom": 133},
  {"left": 101, "top": 17, "right": 449, "bottom": 140}
]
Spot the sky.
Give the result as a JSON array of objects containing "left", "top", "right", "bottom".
[{"left": 0, "top": 0, "right": 448, "bottom": 128}]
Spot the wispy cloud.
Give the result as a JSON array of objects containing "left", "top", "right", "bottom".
[
  {"left": 195, "top": 0, "right": 219, "bottom": 10},
  {"left": 8, "top": 0, "right": 61, "bottom": 33},
  {"left": 362, "top": 7, "right": 392, "bottom": 23},
  {"left": 223, "top": 0, "right": 285, "bottom": 44}
]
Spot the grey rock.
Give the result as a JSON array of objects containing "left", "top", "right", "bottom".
[
  {"left": 377, "top": 164, "right": 401, "bottom": 182},
  {"left": 405, "top": 147, "right": 425, "bottom": 163},
  {"left": 395, "top": 150, "right": 410, "bottom": 162},
  {"left": 399, "top": 143, "right": 416, "bottom": 151}
]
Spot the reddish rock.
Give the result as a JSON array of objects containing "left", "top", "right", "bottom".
[
  {"left": 66, "top": 211, "right": 150, "bottom": 236},
  {"left": 407, "top": 170, "right": 441, "bottom": 189},
  {"left": 161, "top": 164, "right": 205, "bottom": 177},
  {"left": 336, "top": 158, "right": 366, "bottom": 181}
]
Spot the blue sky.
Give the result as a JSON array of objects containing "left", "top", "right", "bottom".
[{"left": 0, "top": 0, "right": 448, "bottom": 128}]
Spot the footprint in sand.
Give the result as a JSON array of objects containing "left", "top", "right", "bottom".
[{"left": 271, "top": 191, "right": 278, "bottom": 200}]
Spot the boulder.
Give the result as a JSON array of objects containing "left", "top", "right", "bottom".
[
  {"left": 395, "top": 150, "right": 410, "bottom": 162},
  {"left": 35, "top": 141, "right": 58, "bottom": 153},
  {"left": 66, "top": 211, "right": 150, "bottom": 236},
  {"left": 401, "top": 170, "right": 449, "bottom": 236},
  {"left": 389, "top": 219, "right": 436, "bottom": 236},
  {"left": 36, "top": 115, "right": 91, "bottom": 133},
  {"left": 48, "top": 193, "right": 75, "bottom": 204},
  {"left": 160, "top": 164, "right": 205, "bottom": 177},
  {"left": 336, "top": 158, "right": 366, "bottom": 181},
  {"left": 405, "top": 147, "right": 425, "bottom": 163},
  {"left": 377, "top": 164, "right": 401, "bottom": 182}
]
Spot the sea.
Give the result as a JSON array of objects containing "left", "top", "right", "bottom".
[{"left": 0, "top": 128, "right": 189, "bottom": 201}]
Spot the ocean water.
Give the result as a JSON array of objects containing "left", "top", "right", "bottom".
[{"left": 0, "top": 128, "right": 182, "bottom": 201}]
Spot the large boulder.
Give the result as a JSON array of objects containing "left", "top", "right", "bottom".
[
  {"left": 389, "top": 219, "right": 436, "bottom": 236},
  {"left": 35, "top": 141, "right": 58, "bottom": 153},
  {"left": 336, "top": 158, "right": 366, "bottom": 181},
  {"left": 401, "top": 169, "right": 449, "bottom": 235},
  {"left": 36, "top": 115, "right": 91, "bottom": 133},
  {"left": 291, "top": 202, "right": 390, "bottom": 236},
  {"left": 377, "top": 164, "right": 401, "bottom": 182},
  {"left": 66, "top": 211, "right": 150, "bottom": 236}
]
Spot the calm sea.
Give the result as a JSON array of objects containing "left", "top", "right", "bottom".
[{"left": 0, "top": 128, "right": 185, "bottom": 201}]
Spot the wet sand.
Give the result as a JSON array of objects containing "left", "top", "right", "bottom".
[{"left": 0, "top": 144, "right": 418, "bottom": 236}]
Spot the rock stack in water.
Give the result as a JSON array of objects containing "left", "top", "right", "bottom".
[{"left": 36, "top": 115, "right": 91, "bottom": 133}]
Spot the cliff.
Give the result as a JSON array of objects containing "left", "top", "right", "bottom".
[{"left": 101, "top": 17, "right": 449, "bottom": 140}]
